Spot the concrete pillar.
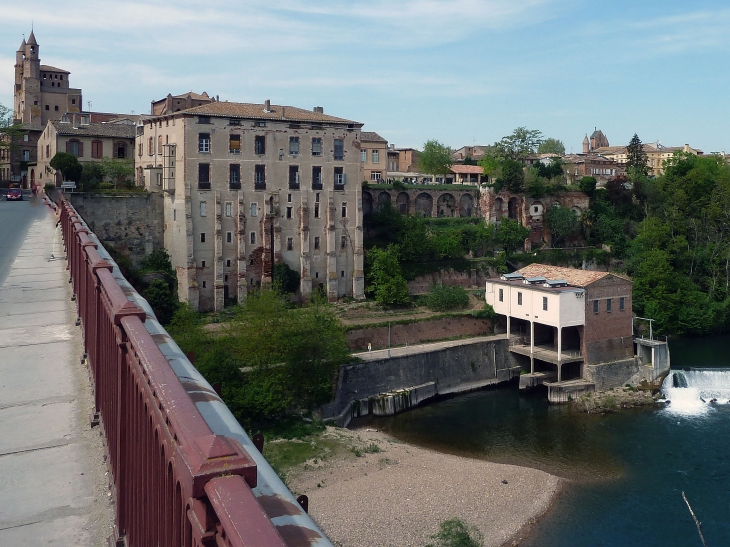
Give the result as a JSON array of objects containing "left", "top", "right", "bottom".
[
  {"left": 557, "top": 326, "right": 562, "bottom": 382},
  {"left": 299, "top": 194, "right": 312, "bottom": 300},
  {"left": 236, "top": 193, "right": 247, "bottom": 303},
  {"left": 326, "top": 193, "right": 338, "bottom": 301},
  {"left": 506, "top": 316, "right": 510, "bottom": 338},
  {"left": 213, "top": 191, "right": 224, "bottom": 312},
  {"left": 530, "top": 320, "right": 534, "bottom": 374}
]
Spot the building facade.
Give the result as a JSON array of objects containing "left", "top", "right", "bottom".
[
  {"left": 562, "top": 153, "right": 625, "bottom": 185},
  {"left": 593, "top": 142, "right": 703, "bottom": 177},
  {"left": 36, "top": 116, "right": 135, "bottom": 186},
  {"left": 136, "top": 99, "right": 365, "bottom": 311},
  {"left": 360, "top": 131, "right": 387, "bottom": 182},
  {"left": 582, "top": 129, "right": 609, "bottom": 153},
  {"left": 3, "top": 31, "right": 83, "bottom": 186}
]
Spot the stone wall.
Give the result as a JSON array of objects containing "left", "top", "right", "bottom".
[
  {"left": 407, "top": 265, "right": 497, "bottom": 294},
  {"left": 69, "top": 192, "right": 164, "bottom": 267},
  {"left": 347, "top": 316, "right": 493, "bottom": 350},
  {"left": 322, "top": 336, "right": 519, "bottom": 425}
]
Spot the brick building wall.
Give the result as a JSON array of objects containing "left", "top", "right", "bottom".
[{"left": 583, "top": 275, "right": 633, "bottom": 364}]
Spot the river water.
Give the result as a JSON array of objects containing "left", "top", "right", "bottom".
[{"left": 358, "top": 336, "right": 730, "bottom": 546}]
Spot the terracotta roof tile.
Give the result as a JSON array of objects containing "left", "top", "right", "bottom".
[
  {"left": 179, "top": 101, "right": 362, "bottom": 126},
  {"left": 51, "top": 121, "right": 136, "bottom": 139},
  {"left": 516, "top": 264, "right": 616, "bottom": 287},
  {"left": 361, "top": 131, "right": 386, "bottom": 142},
  {"left": 40, "top": 64, "right": 70, "bottom": 73},
  {"left": 450, "top": 165, "right": 484, "bottom": 174}
]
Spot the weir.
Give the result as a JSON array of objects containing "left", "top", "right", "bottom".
[{"left": 662, "top": 369, "right": 730, "bottom": 414}]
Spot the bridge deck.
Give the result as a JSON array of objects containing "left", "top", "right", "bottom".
[{"left": 0, "top": 203, "right": 112, "bottom": 545}]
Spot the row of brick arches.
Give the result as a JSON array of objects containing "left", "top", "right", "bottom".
[{"left": 362, "top": 191, "right": 476, "bottom": 218}]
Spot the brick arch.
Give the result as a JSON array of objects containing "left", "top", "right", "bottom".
[
  {"left": 377, "top": 191, "right": 391, "bottom": 210},
  {"left": 508, "top": 197, "right": 521, "bottom": 220},
  {"left": 437, "top": 193, "right": 457, "bottom": 217},
  {"left": 396, "top": 192, "right": 410, "bottom": 214},
  {"left": 362, "top": 191, "right": 373, "bottom": 215},
  {"left": 415, "top": 192, "right": 433, "bottom": 217},
  {"left": 459, "top": 193, "right": 474, "bottom": 217}
]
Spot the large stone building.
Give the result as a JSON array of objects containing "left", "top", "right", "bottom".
[
  {"left": 136, "top": 99, "right": 365, "bottom": 311},
  {"left": 36, "top": 115, "right": 136, "bottom": 186},
  {"left": 3, "top": 31, "right": 83, "bottom": 186},
  {"left": 582, "top": 129, "right": 609, "bottom": 153},
  {"left": 593, "top": 142, "right": 703, "bottom": 177},
  {"left": 562, "top": 153, "right": 625, "bottom": 185}
]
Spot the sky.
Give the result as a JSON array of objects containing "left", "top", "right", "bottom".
[{"left": 1, "top": 0, "right": 729, "bottom": 153}]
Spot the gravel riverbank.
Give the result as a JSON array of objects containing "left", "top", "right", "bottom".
[{"left": 286, "top": 427, "right": 562, "bottom": 547}]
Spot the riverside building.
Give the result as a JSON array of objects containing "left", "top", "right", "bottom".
[{"left": 136, "top": 98, "right": 365, "bottom": 311}]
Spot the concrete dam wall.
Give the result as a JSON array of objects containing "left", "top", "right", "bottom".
[{"left": 322, "top": 335, "right": 520, "bottom": 426}]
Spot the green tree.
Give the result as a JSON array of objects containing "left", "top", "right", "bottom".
[
  {"left": 273, "top": 262, "right": 301, "bottom": 294},
  {"left": 537, "top": 137, "right": 565, "bottom": 156},
  {"left": 497, "top": 218, "right": 529, "bottom": 255},
  {"left": 420, "top": 140, "right": 454, "bottom": 183},
  {"left": 478, "top": 151, "right": 502, "bottom": 181},
  {"left": 142, "top": 278, "right": 179, "bottom": 325},
  {"left": 533, "top": 157, "right": 564, "bottom": 180},
  {"left": 50, "top": 152, "right": 83, "bottom": 182},
  {"left": 495, "top": 127, "right": 543, "bottom": 160},
  {"left": 496, "top": 159, "right": 525, "bottom": 193},
  {"left": 626, "top": 134, "right": 649, "bottom": 177},
  {"left": 578, "top": 176, "right": 597, "bottom": 197},
  {"left": 79, "top": 162, "right": 104, "bottom": 191},
  {"left": 100, "top": 157, "right": 135, "bottom": 188},
  {"left": 367, "top": 245, "right": 410, "bottom": 305},
  {"left": 0, "top": 103, "right": 25, "bottom": 158},
  {"left": 424, "top": 284, "right": 470, "bottom": 311},
  {"left": 545, "top": 205, "right": 580, "bottom": 247}
]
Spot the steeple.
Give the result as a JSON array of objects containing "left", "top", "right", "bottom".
[
  {"left": 27, "top": 30, "right": 37, "bottom": 46},
  {"left": 582, "top": 134, "right": 590, "bottom": 154}
]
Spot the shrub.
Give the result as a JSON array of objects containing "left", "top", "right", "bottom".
[
  {"left": 273, "top": 262, "right": 301, "bottom": 294},
  {"left": 426, "top": 518, "right": 483, "bottom": 547},
  {"left": 424, "top": 284, "right": 469, "bottom": 311}
]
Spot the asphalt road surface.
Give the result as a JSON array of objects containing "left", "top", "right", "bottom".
[{"left": 0, "top": 193, "right": 50, "bottom": 287}]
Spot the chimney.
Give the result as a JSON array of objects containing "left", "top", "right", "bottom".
[
  {"left": 264, "top": 99, "right": 271, "bottom": 112},
  {"left": 72, "top": 113, "right": 78, "bottom": 129},
  {"left": 313, "top": 106, "right": 323, "bottom": 114}
]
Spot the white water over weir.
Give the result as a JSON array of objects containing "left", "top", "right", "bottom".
[{"left": 661, "top": 369, "right": 730, "bottom": 414}]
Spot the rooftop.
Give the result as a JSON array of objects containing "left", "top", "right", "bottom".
[
  {"left": 450, "top": 165, "right": 484, "bottom": 174},
  {"left": 361, "top": 131, "right": 387, "bottom": 143},
  {"left": 179, "top": 101, "right": 362, "bottom": 126},
  {"left": 40, "top": 64, "right": 70, "bottom": 74},
  {"left": 517, "top": 264, "right": 614, "bottom": 287},
  {"left": 51, "top": 120, "right": 136, "bottom": 139}
]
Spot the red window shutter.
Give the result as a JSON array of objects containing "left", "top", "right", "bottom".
[{"left": 78, "top": 141, "right": 84, "bottom": 157}]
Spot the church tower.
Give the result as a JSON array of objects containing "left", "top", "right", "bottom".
[{"left": 582, "top": 135, "right": 589, "bottom": 154}]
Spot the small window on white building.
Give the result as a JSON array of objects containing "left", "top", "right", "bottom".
[
  {"left": 499, "top": 288, "right": 503, "bottom": 302},
  {"left": 251, "top": 203, "right": 258, "bottom": 217},
  {"left": 517, "top": 292, "right": 522, "bottom": 305},
  {"left": 225, "top": 202, "right": 232, "bottom": 217},
  {"left": 250, "top": 232, "right": 256, "bottom": 245},
  {"left": 226, "top": 232, "right": 232, "bottom": 243},
  {"left": 543, "top": 297, "right": 548, "bottom": 311},
  {"left": 200, "top": 201, "right": 207, "bottom": 217}
]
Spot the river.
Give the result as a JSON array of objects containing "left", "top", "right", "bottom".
[{"left": 359, "top": 336, "right": 730, "bottom": 546}]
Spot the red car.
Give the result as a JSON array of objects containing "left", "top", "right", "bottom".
[{"left": 6, "top": 188, "right": 23, "bottom": 201}]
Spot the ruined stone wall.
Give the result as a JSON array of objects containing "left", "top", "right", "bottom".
[{"left": 69, "top": 192, "right": 164, "bottom": 267}]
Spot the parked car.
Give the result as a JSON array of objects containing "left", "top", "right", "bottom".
[{"left": 6, "top": 188, "right": 23, "bottom": 201}]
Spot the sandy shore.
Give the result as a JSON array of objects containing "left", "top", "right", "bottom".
[{"left": 286, "top": 427, "right": 562, "bottom": 547}]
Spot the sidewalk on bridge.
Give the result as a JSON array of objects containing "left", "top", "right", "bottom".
[{"left": 0, "top": 203, "right": 114, "bottom": 545}]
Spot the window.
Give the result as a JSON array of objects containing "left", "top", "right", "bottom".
[
  {"left": 158, "top": 135, "right": 163, "bottom": 154},
  {"left": 198, "top": 133, "right": 210, "bottom": 153},
  {"left": 54, "top": 105, "right": 59, "bottom": 111},
  {"left": 226, "top": 259, "right": 231, "bottom": 267},
  {"left": 67, "top": 139, "right": 82, "bottom": 157},
  {"left": 225, "top": 202, "right": 232, "bottom": 217},
  {"left": 341, "top": 235, "right": 347, "bottom": 248},
  {"left": 226, "top": 232, "right": 232, "bottom": 243},
  {"left": 498, "top": 288, "right": 503, "bottom": 302},
  {"left": 22, "top": 150, "right": 30, "bottom": 161},
  {"left": 200, "top": 201, "right": 207, "bottom": 217},
  {"left": 200, "top": 233, "right": 206, "bottom": 243},
  {"left": 372, "top": 150, "right": 379, "bottom": 163},
  {"left": 334, "top": 139, "right": 344, "bottom": 160},
  {"left": 138, "top": 143, "right": 143, "bottom": 156},
  {"left": 341, "top": 202, "right": 347, "bottom": 217},
  {"left": 251, "top": 203, "right": 258, "bottom": 216},
  {"left": 286, "top": 237, "right": 293, "bottom": 251},
  {"left": 229, "top": 134, "right": 241, "bottom": 154},
  {"left": 254, "top": 165, "right": 265, "bottom": 189},
  {"left": 311, "top": 137, "right": 322, "bottom": 156},
  {"left": 202, "top": 281, "right": 206, "bottom": 288},
  {"left": 250, "top": 232, "right": 256, "bottom": 244},
  {"left": 91, "top": 140, "right": 103, "bottom": 159},
  {"left": 314, "top": 203, "right": 320, "bottom": 218},
  {"left": 334, "top": 167, "right": 345, "bottom": 189},
  {"left": 198, "top": 163, "right": 210, "bottom": 189},
  {"left": 316, "top": 193, "right": 320, "bottom": 203},
  {"left": 255, "top": 135, "right": 266, "bottom": 155},
  {"left": 116, "top": 142, "right": 127, "bottom": 159},
  {"left": 606, "top": 298, "right": 612, "bottom": 313},
  {"left": 543, "top": 297, "right": 548, "bottom": 311},
  {"left": 593, "top": 300, "right": 599, "bottom": 314},
  {"left": 620, "top": 297, "right": 625, "bottom": 311},
  {"left": 341, "top": 271, "right": 345, "bottom": 278},
  {"left": 229, "top": 119, "right": 240, "bottom": 126},
  {"left": 254, "top": 121, "right": 266, "bottom": 127},
  {"left": 289, "top": 137, "right": 299, "bottom": 155},
  {"left": 314, "top": 236, "right": 320, "bottom": 250},
  {"left": 289, "top": 165, "right": 300, "bottom": 189},
  {"left": 229, "top": 164, "right": 241, "bottom": 189},
  {"left": 517, "top": 292, "right": 522, "bottom": 305},
  {"left": 360, "top": 150, "right": 367, "bottom": 163},
  {"left": 198, "top": 116, "right": 211, "bottom": 124},
  {"left": 286, "top": 206, "right": 292, "bottom": 219},
  {"left": 45, "top": 105, "right": 49, "bottom": 111},
  {"left": 312, "top": 166, "right": 323, "bottom": 190},
  {"left": 201, "top": 261, "right": 206, "bottom": 268},
  {"left": 287, "top": 193, "right": 292, "bottom": 203},
  {"left": 371, "top": 172, "right": 381, "bottom": 181}
]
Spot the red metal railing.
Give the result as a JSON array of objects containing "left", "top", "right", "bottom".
[{"left": 59, "top": 199, "right": 290, "bottom": 547}]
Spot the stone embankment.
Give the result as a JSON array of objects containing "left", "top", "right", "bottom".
[{"left": 572, "top": 386, "right": 658, "bottom": 413}]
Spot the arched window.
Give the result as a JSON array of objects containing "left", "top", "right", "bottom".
[
  {"left": 148, "top": 137, "right": 153, "bottom": 155},
  {"left": 157, "top": 135, "right": 162, "bottom": 155}
]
